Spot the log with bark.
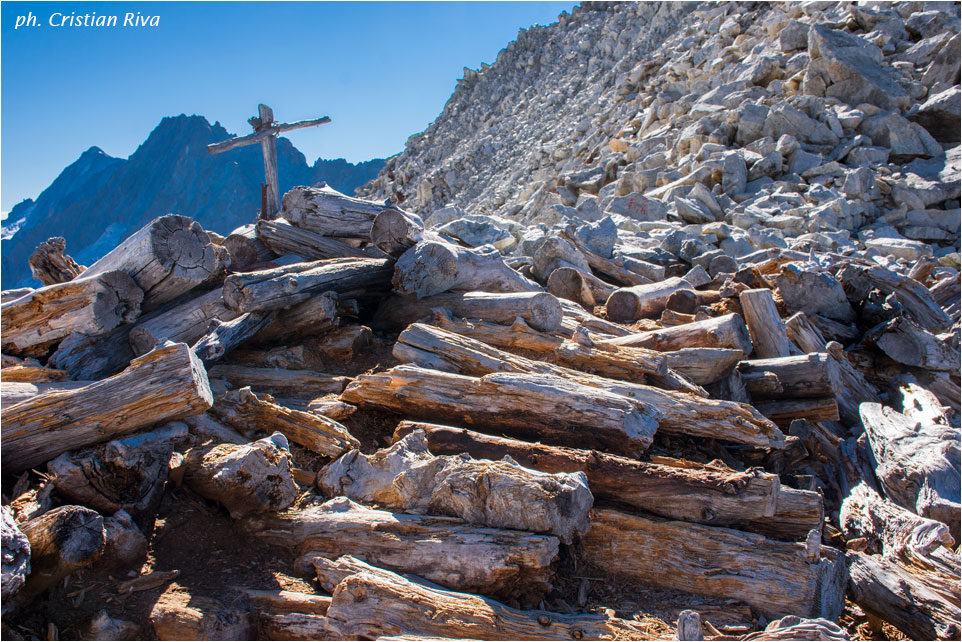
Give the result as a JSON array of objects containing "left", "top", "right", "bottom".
[
  {"left": 341, "top": 364, "right": 658, "bottom": 456},
  {"left": 128, "top": 288, "right": 240, "bottom": 356},
  {"left": 739, "top": 288, "right": 792, "bottom": 359},
  {"left": 191, "top": 311, "right": 278, "bottom": 365},
  {"left": 207, "top": 365, "right": 349, "bottom": 398},
  {"left": 374, "top": 291, "right": 564, "bottom": 332},
  {"left": 393, "top": 241, "right": 541, "bottom": 299},
  {"left": 316, "top": 430, "right": 593, "bottom": 543},
  {"left": 81, "top": 214, "right": 219, "bottom": 310},
  {"left": 211, "top": 387, "right": 358, "bottom": 458},
  {"left": 2, "top": 342, "right": 212, "bottom": 472},
  {"left": 603, "top": 313, "right": 754, "bottom": 354},
  {"left": 18, "top": 505, "right": 106, "bottom": 597},
  {"left": 28, "top": 237, "right": 84, "bottom": 285},
  {"left": 1, "top": 271, "right": 143, "bottom": 358},
  {"left": 256, "top": 218, "right": 371, "bottom": 260},
  {"left": 390, "top": 323, "right": 783, "bottom": 449},
  {"left": 604, "top": 276, "right": 696, "bottom": 322},
  {"left": 580, "top": 507, "right": 847, "bottom": 621},
  {"left": 184, "top": 433, "right": 298, "bottom": 518},
  {"left": 243, "top": 497, "right": 559, "bottom": 602},
  {"left": 311, "top": 554, "right": 656, "bottom": 640},
  {"left": 281, "top": 185, "right": 395, "bottom": 239},
  {"left": 222, "top": 257, "right": 393, "bottom": 313},
  {"left": 46, "top": 423, "right": 185, "bottom": 518},
  {"left": 392, "top": 422, "right": 823, "bottom": 539}
]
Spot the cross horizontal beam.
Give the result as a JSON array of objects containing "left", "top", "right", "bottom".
[{"left": 207, "top": 116, "right": 332, "bottom": 154}]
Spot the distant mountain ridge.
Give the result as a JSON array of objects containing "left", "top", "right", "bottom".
[{"left": 1, "top": 114, "right": 385, "bottom": 289}]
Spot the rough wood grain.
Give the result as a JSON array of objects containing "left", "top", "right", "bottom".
[
  {"left": 82, "top": 214, "right": 219, "bottom": 310},
  {"left": 207, "top": 365, "right": 348, "bottom": 398},
  {"left": 317, "top": 430, "right": 593, "bottom": 543},
  {"left": 548, "top": 326, "right": 667, "bottom": 380},
  {"left": 313, "top": 555, "right": 656, "bottom": 640},
  {"left": 248, "top": 291, "right": 339, "bottom": 344},
  {"left": 737, "top": 353, "right": 840, "bottom": 400},
  {"left": 241, "top": 588, "right": 339, "bottom": 641},
  {"left": 244, "top": 497, "right": 559, "bottom": 602},
  {"left": 19, "top": 505, "right": 105, "bottom": 597},
  {"left": 370, "top": 208, "right": 445, "bottom": 257},
  {"left": 2, "top": 342, "right": 212, "bottom": 472},
  {"left": 393, "top": 240, "right": 541, "bottom": 298},
  {"left": 191, "top": 310, "right": 277, "bottom": 365},
  {"left": 867, "top": 316, "right": 961, "bottom": 371},
  {"left": 150, "top": 584, "right": 252, "bottom": 641},
  {"left": 128, "top": 288, "right": 240, "bottom": 356},
  {"left": 47, "top": 324, "right": 138, "bottom": 381},
  {"left": 603, "top": 313, "right": 753, "bottom": 354},
  {"left": 664, "top": 348, "right": 743, "bottom": 385},
  {"left": 281, "top": 184, "right": 394, "bottom": 238},
  {"left": 1, "top": 381, "right": 92, "bottom": 409},
  {"left": 739, "top": 289, "right": 791, "bottom": 358},
  {"left": 753, "top": 397, "right": 840, "bottom": 427},
  {"left": 28, "top": 237, "right": 84, "bottom": 285},
  {"left": 546, "top": 266, "right": 598, "bottom": 309},
  {"left": 256, "top": 218, "right": 370, "bottom": 260},
  {"left": 375, "top": 291, "right": 564, "bottom": 332},
  {"left": 605, "top": 277, "right": 695, "bottom": 322},
  {"left": 1, "top": 271, "right": 143, "bottom": 358},
  {"left": 838, "top": 263, "right": 952, "bottom": 333},
  {"left": 581, "top": 507, "right": 847, "bottom": 621},
  {"left": 428, "top": 309, "right": 564, "bottom": 354},
  {"left": 211, "top": 386, "right": 358, "bottom": 458},
  {"left": 222, "top": 257, "right": 392, "bottom": 313}
]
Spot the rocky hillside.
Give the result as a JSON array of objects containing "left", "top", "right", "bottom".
[
  {"left": 1, "top": 115, "right": 384, "bottom": 289},
  {"left": 360, "top": 1, "right": 959, "bottom": 267}
]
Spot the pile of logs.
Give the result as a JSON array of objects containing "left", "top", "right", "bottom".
[{"left": 1, "top": 185, "right": 959, "bottom": 641}]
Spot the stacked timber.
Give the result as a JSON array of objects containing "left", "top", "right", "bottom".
[{"left": 1, "top": 183, "right": 958, "bottom": 642}]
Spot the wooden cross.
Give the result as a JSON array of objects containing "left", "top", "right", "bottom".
[{"left": 208, "top": 104, "right": 330, "bottom": 219}]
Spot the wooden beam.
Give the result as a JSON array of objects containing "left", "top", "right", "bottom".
[{"left": 206, "top": 116, "right": 331, "bottom": 154}]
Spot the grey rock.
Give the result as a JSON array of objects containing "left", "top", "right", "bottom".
[
  {"left": 437, "top": 216, "right": 517, "bottom": 251},
  {"left": 774, "top": 263, "right": 855, "bottom": 323},
  {"left": 573, "top": 216, "right": 619, "bottom": 258},
  {"left": 564, "top": 166, "right": 606, "bottom": 194},
  {"left": 674, "top": 196, "right": 716, "bottom": 224},
  {"left": 722, "top": 153, "right": 748, "bottom": 196},
  {"left": 921, "top": 33, "right": 960, "bottom": 89},
  {"left": 606, "top": 193, "right": 667, "bottom": 221},
  {"left": 779, "top": 20, "right": 810, "bottom": 52},
  {"left": 845, "top": 146, "right": 890, "bottom": 166},
  {"left": 906, "top": 10, "right": 961, "bottom": 39},
  {"left": 425, "top": 205, "right": 468, "bottom": 229},
  {"left": 909, "top": 85, "right": 961, "bottom": 143},
  {"left": 864, "top": 236, "right": 936, "bottom": 260},
  {"left": 679, "top": 238, "right": 713, "bottom": 263},
  {"left": 841, "top": 167, "right": 879, "bottom": 200},
  {"left": 764, "top": 104, "right": 839, "bottom": 147},
  {"left": 532, "top": 237, "right": 591, "bottom": 280},
  {"left": 804, "top": 24, "right": 910, "bottom": 111},
  {"left": 709, "top": 253, "right": 738, "bottom": 277},
  {"left": 860, "top": 111, "right": 944, "bottom": 160}
]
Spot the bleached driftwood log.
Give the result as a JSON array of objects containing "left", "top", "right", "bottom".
[
  {"left": 211, "top": 387, "right": 358, "bottom": 458},
  {"left": 390, "top": 422, "right": 824, "bottom": 538},
  {"left": 223, "top": 257, "right": 392, "bottom": 313},
  {"left": 184, "top": 432, "right": 298, "bottom": 518},
  {"left": 375, "top": 291, "right": 563, "bottom": 332},
  {"left": 311, "top": 555, "right": 655, "bottom": 641},
  {"left": 428, "top": 309, "right": 564, "bottom": 354},
  {"left": 150, "top": 585, "right": 252, "bottom": 641},
  {"left": 241, "top": 588, "right": 339, "bottom": 641},
  {"left": 256, "top": 218, "right": 370, "bottom": 260},
  {"left": 737, "top": 353, "right": 840, "bottom": 400},
  {"left": 341, "top": 364, "right": 657, "bottom": 456},
  {"left": 548, "top": 326, "right": 667, "bottom": 380},
  {"left": 317, "top": 430, "right": 593, "bottom": 543},
  {"left": 250, "top": 291, "right": 339, "bottom": 344},
  {"left": 281, "top": 185, "right": 392, "bottom": 238},
  {"left": 224, "top": 223, "right": 276, "bottom": 270},
  {"left": 82, "top": 214, "right": 219, "bottom": 310},
  {"left": 546, "top": 267, "right": 603, "bottom": 309},
  {"left": 190, "top": 311, "right": 277, "bottom": 365},
  {"left": 391, "top": 324, "right": 783, "bottom": 448},
  {"left": 48, "top": 324, "right": 137, "bottom": 381},
  {"left": 1, "top": 507, "right": 30, "bottom": 605},
  {"left": 664, "top": 348, "right": 743, "bottom": 385},
  {"left": 393, "top": 241, "right": 541, "bottom": 298},
  {"left": 2, "top": 342, "right": 212, "bottom": 472},
  {"left": 739, "top": 616, "right": 850, "bottom": 641},
  {"left": 603, "top": 313, "right": 754, "bottom": 354},
  {"left": 19, "top": 505, "right": 106, "bottom": 596},
  {"left": 739, "top": 288, "right": 791, "bottom": 358},
  {"left": 370, "top": 208, "right": 447, "bottom": 257},
  {"left": 1, "top": 271, "right": 143, "bottom": 358},
  {"left": 581, "top": 508, "right": 847, "bottom": 621},
  {"left": 841, "top": 483, "right": 959, "bottom": 640},
  {"left": 46, "top": 423, "right": 184, "bottom": 517},
  {"left": 866, "top": 316, "right": 961, "bottom": 371},
  {"left": 207, "top": 366, "right": 348, "bottom": 398},
  {"left": 244, "top": 497, "right": 558, "bottom": 601},
  {"left": 859, "top": 402, "right": 960, "bottom": 535},
  {"left": 28, "top": 237, "right": 84, "bottom": 285},
  {"left": 604, "top": 276, "right": 696, "bottom": 322},
  {"left": 128, "top": 288, "right": 240, "bottom": 356}
]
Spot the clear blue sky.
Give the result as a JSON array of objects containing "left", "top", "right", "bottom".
[{"left": 1, "top": 1, "right": 575, "bottom": 211}]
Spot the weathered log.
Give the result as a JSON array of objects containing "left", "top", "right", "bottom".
[
  {"left": 222, "top": 257, "right": 392, "bottom": 313},
  {"left": 737, "top": 353, "right": 840, "bottom": 400},
  {"left": 150, "top": 585, "right": 252, "bottom": 641},
  {"left": 306, "top": 397, "right": 356, "bottom": 421},
  {"left": 191, "top": 311, "right": 277, "bottom": 365},
  {"left": 557, "top": 298, "right": 633, "bottom": 337},
  {"left": 0, "top": 363, "right": 68, "bottom": 383},
  {"left": 241, "top": 588, "right": 339, "bottom": 641},
  {"left": 676, "top": 610, "right": 703, "bottom": 641},
  {"left": 99, "top": 509, "right": 148, "bottom": 571},
  {"left": 930, "top": 272, "right": 960, "bottom": 322},
  {"left": 739, "top": 288, "right": 791, "bottom": 358},
  {"left": 374, "top": 291, "right": 563, "bottom": 332},
  {"left": 342, "top": 364, "right": 657, "bottom": 456},
  {"left": 548, "top": 326, "right": 667, "bottom": 380},
  {"left": 249, "top": 291, "right": 339, "bottom": 344},
  {"left": 664, "top": 348, "right": 743, "bottom": 385},
  {"left": 546, "top": 266, "right": 597, "bottom": 309},
  {"left": 207, "top": 365, "right": 348, "bottom": 398},
  {"left": 753, "top": 397, "right": 840, "bottom": 427},
  {"left": 8, "top": 477, "right": 55, "bottom": 524},
  {"left": 46, "top": 423, "right": 185, "bottom": 518},
  {"left": 391, "top": 324, "right": 782, "bottom": 448},
  {"left": 2, "top": 342, "right": 212, "bottom": 472},
  {"left": 866, "top": 316, "right": 961, "bottom": 371},
  {"left": 211, "top": 387, "right": 358, "bottom": 458},
  {"left": 185, "top": 433, "right": 298, "bottom": 519},
  {"left": 428, "top": 309, "right": 564, "bottom": 354},
  {"left": 28, "top": 237, "right": 84, "bottom": 285},
  {"left": 605, "top": 277, "right": 696, "bottom": 322},
  {"left": 19, "top": 505, "right": 105, "bottom": 596},
  {"left": 560, "top": 225, "right": 664, "bottom": 284},
  {"left": 603, "top": 313, "right": 754, "bottom": 354},
  {"left": 317, "top": 430, "right": 593, "bottom": 543},
  {"left": 1, "top": 271, "right": 143, "bottom": 358},
  {"left": 183, "top": 413, "right": 247, "bottom": 445},
  {"left": 370, "top": 208, "right": 448, "bottom": 258},
  {"left": 307, "top": 325, "right": 372, "bottom": 362},
  {"left": 1, "top": 507, "right": 30, "bottom": 605},
  {"left": 312, "top": 555, "right": 655, "bottom": 641},
  {"left": 665, "top": 288, "right": 722, "bottom": 314},
  {"left": 859, "top": 402, "right": 960, "bottom": 531},
  {"left": 581, "top": 508, "right": 846, "bottom": 621},
  {"left": 225, "top": 223, "right": 277, "bottom": 270},
  {"left": 739, "top": 616, "right": 850, "bottom": 641},
  {"left": 838, "top": 263, "right": 952, "bottom": 333},
  {"left": 82, "top": 214, "right": 219, "bottom": 310},
  {"left": 393, "top": 241, "right": 541, "bottom": 299},
  {"left": 47, "top": 324, "right": 137, "bottom": 381},
  {"left": 256, "top": 217, "right": 370, "bottom": 260},
  {"left": 390, "top": 422, "right": 822, "bottom": 538},
  {"left": 244, "top": 497, "right": 558, "bottom": 602},
  {"left": 128, "top": 288, "right": 240, "bottom": 356},
  {"left": 281, "top": 185, "right": 393, "bottom": 238}
]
